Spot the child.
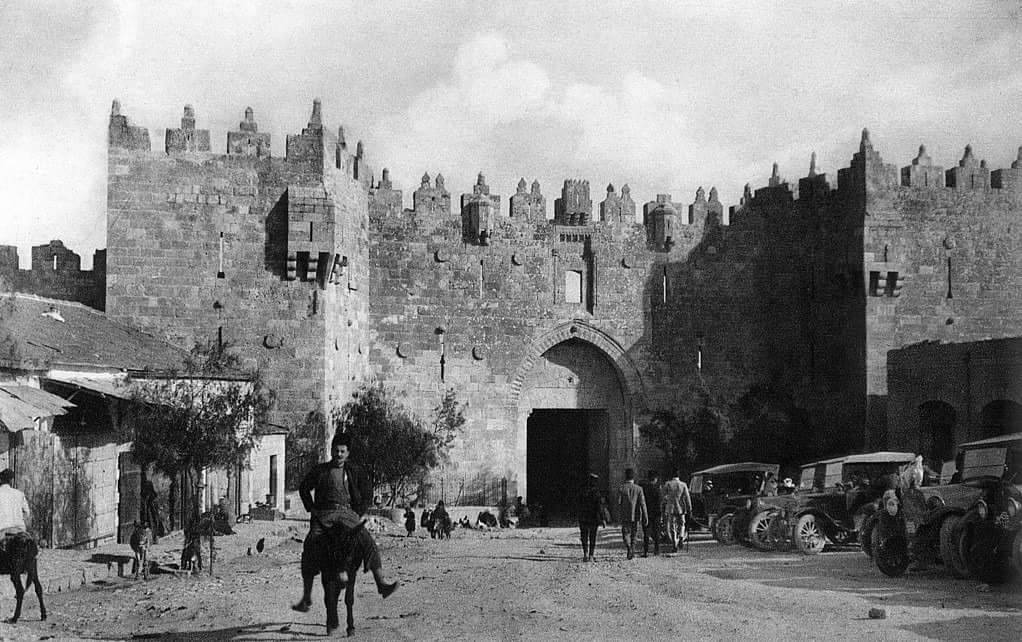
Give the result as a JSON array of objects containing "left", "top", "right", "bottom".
[{"left": 404, "top": 506, "right": 416, "bottom": 536}]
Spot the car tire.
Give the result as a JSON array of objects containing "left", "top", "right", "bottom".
[
  {"left": 939, "top": 514, "right": 969, "bottom": 579},
  {"left": 794, "top": 514, "right": 827, "bottom": 555},
  {"left": 872, "top": 512, "right": 909, "bottom": 577},
  {"left": 715, "top": 513, "right": 736, "bottom": 545},
  {"left": 958, "top": 512, "right": 1010, "bottom": 584},
  {"left": 748, "top": 510, "right": 775, "bottom": 551},
  {"left": 859, "top": 512, "right": 878, "bottom": 559}
]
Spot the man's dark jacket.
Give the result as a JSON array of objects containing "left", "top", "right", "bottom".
[{"left": 299, "top": 461, "right": 373, "bottom": 516}]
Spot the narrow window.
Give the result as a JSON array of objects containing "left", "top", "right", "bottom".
[
  {"left": 946, "top": 257, "right": 953, "bottom": 299},
  {"left": 269, "top": 455, "right": 278, "bottom": 505},
  {"left": 52, "top": 255, "right": 57, "bottom": 270},
  {"left": 662, "top": 267, "right": 668, "bottom": 304},
  {"left": 565, "top": 271, "right": 582, "bottom": 304},
  {"left": 308, "top": 221, "right": 314, "bottom": 242},
  {"left": 217, "top": 232, "right": 225, "bottom": 278},
  {"left": 478, "top": 260, "right": 484, "bottom": 297},
  {"left": 883, "top": 245, "right": 889, "bottom": 262},
  {"left": 296, "top": 251, "right": 310, "bottom": 281},
  {"left": 868, "top": 271, "right": 880, "bottom": 297},
  {"left": 885, "top": 271, "right": 899, "bottom": 297}
]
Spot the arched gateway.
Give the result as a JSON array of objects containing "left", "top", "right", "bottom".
[{"left": 507, "top": 322, "right": 646, "bottom": 522}]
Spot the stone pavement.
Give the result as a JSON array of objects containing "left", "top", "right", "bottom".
[{"left": 0, "top": 518, "right": 305, "bottom": 600}]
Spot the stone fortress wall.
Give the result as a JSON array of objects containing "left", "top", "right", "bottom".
[
  {"left": 0, "top": 241, "right": 106, "bottom": 310},
  {"left": 23, "top": 98, "right": 1021, "bottom": 505}
]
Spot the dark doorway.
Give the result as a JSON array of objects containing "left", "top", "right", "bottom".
[
  {"left": 980, "top": 400, "right": 1022, "bottom": 439},
  {"left": 918, "top": 400, "right": 956, "bottom": 465},
  {"left": 526, "top": 409, "right": 608, "bottom": 524}
]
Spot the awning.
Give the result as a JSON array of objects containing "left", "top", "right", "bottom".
[
  {"left": 0, "top": 385, "right": 75, "bottom": 432},
  {"left": 43, "top": 374, "right": 134, "bottom": 400}
]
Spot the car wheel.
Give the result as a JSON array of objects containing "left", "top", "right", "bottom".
[
  {"left": 767, "top": 512, "right": 793, "bottom": 552},
  {"left": 715, "top": 513, "right": 737, "bottom": 545},
  {"left": 748, "top": 510, "right": 775, "bottom": 551},
  {"left": 939, "top": 515, "right": 968, "bottom": 579},
  {"left": 958, "top": 516, "right": 1010, "bottom": 584},
  {"left": 872, "top": 513, "right": 909, "bottom": 577},
  {"left": 859, "top": 512, "right": 879, "bottom": 559},
  {"left": 794, "top": 514, "right": 827, "bottom": 555}
]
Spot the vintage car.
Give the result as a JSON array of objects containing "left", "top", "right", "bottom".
[
  {"left": 687, "top": 462, "right": 779, "bottom": 543},
  {"left": 873, "top": 433, "right": 1022, "bottom": 580},
  {"left": 747, "top": 451, "right": 917, "bottom": 554}
]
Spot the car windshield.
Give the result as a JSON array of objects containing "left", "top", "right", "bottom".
[
  {"left": 702, "top": 471, "right": 763, "bottom": 496},
  {"left": 961, "top": 446, "right": 1021, "bottom": 481},
  {"left": 842, "top": 462, "right": 903, "bottom": 487}
]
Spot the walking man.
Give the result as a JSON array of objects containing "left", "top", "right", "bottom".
[
  {"left": 616, "top": 468, "right": 647, "bottom": 560},
  {"left": 662, "top": 469, "right": 692, "bottom": 552},
  {"left": 0, "top": 469, "right": 30, "bottom": 537},
  {"left": 292, "top": 432, "right": 398, "bottom": 614},
  {"left": 577, "top": 473, "right": 609, "bottom": 562},
  {"left": 639, "top": 470, "right": 662, "bottom": 557}
]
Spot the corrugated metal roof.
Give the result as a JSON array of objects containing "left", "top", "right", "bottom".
[
  {"left": 42, "top": 374, "right": 134, "bottom": 400},
  {"left": 0, "top": 384, "right": 74, "bottom": 415},
  {"left": 0, "top": 384, "right": 75, "bottom": 431},
  {"left": 0, "top": 293, "right": 189, "bottom": 372}
]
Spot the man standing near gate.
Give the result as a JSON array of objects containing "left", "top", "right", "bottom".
[
  {"left": 662, "top": 468, "right": 692, "bottom": 552},
  {"left": 639, "top": 470, "right": 662, "bottom": 557},
  {"left": 616, "top": 468, "right": 647, "bottom": 560}
]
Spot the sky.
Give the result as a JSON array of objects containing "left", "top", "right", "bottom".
[{"left": 1, "top": 0, "right": 1020, "bottom": 268}]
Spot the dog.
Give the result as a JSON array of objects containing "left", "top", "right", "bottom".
[
  {"left": 180, "top": 527, "right": 203, "bottom": 574},
  {"left": 129, "top": 521, "right": 153, "bottom": 580}
]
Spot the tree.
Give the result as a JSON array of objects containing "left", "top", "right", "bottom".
[
  {"left": 123, "top": 340, "right": 272, "bottom": 570},
  {"left": 336, "top": 384, "right": 466, "bottom": 507},
  {"left": 640, "top": 395, "right": 727, "bottom": 479}
]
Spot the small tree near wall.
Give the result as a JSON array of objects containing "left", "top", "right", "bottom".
[{"left": 336, "top": 384, "right": 466, "bottom": 507}]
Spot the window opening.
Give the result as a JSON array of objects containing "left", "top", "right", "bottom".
[
  {"left": 296, "top": 251, "right": 310, "bottom": 281},
  {"left": 885, "top": 271, "right": 899, "bottom": 297},
  {"left": 308, "top": 221, "right": 314, "bottom": 242},
  {"left": 478, "top": 260, "right": 484, "bottom": 297},
  {"left": 217, "top": 232, "right": 225, "bottom": 278},
  {"left": 565, "top": 270, "right": 582, "bottom": 304},
  {"left": 662, "top": 267, "right": 668, "bottom": 304},
  {"left": 946, "top": 257, "right": 953, "bottom": 299},
  {"left": 868, "top": 271, "right": 880, "bottom": 297},
  {"left": 52, "top": 255, "right": 57, "bottom": 270}
]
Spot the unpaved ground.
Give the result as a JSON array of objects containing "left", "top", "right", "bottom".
[{"left": 0, "top": 524, "right": 1019, "bottom": 641}]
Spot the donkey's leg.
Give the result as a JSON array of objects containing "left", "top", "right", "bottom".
[
  {"left": 344, "top": 569, "right": 356, "bottom": 637},
  {"left": 8, "top": 573, "right": 24, "bottom": 623},
  {"left": 28, "top": 562, "right": 45, "bottom": 621},
  {"left": 321, "top": 571, "right": 340, "bottom": 635}
]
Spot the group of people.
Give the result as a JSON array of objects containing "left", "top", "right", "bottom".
[
  {"left": 577, "top": 468, "right": 693, "bottom": 561},
  {"left": 405, "top": 501, "right": 453, "bottom": 539}
]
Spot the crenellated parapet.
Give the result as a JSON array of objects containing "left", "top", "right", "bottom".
[
  {"left": 108, "top": 99, "right": 151, "bottom": 151},
  {"left": 510, "top": 178, "right": 546, "bottom": 220},
  {"left": 412, "top": 172, "right": 451, "bottom": 217},
  {"left": 901, "top": 145, "right": 943, "bottom": 188},
  {"left": 798, "top": 153, "right": 832, "bottom": 202},
  {"left": 165, "top": 105, "right": 211, "bottom": 154},
  {"left": 838, "top": 129, "right": 899, "bottom": 194},
  {"left": 554, "top": 180, "right": 592, "bottom": 225},
  {"left": 599, "top": 184, "right": 635, "bottom": 224},
  {"left": 369, "top": 168, "right": 403, "bottom": 217},
  {"left": 643, "top": 194, "right": 680, "bottom": 251},
  {"left": 946, "top": 145, "right": 990, "bottom": 191},
  {"left": 991, "top": 147, "right": 1022, "bottom": 192},
  {"left": 227, "top": 107, "right": 271, "bottom": 158},
  {"left": 461, "top": 173, "right": 501, "bottom": 245}
]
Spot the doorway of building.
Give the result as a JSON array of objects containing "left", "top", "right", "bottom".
[{"left": 526, "top": 409, "right": 608, "bottom": 524}]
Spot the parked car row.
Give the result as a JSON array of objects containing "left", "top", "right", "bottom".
[
  {"left": 871, "top": 433, "right": 1022, "bottom": 583},
  {"left": 692, "top": 434, "right": 1022, "bottom": 584}
]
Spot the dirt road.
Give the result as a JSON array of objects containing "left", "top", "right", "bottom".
[{"left": 1, "top": 524, "right": 1019, "bottom": 640}]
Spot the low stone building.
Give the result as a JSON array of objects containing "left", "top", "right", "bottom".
[
  {"left": 886, "top": 337, "right": 1022, "bottom": 467},
  {"left": 0, "top": 293, "right": 284, "bottom": 547}
]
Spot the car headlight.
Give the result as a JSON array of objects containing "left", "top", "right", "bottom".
[
  {"left": 926, "top": 495, "right": 945, "bottom": 511},
  {"left": 976, "top": 499, "right": 988, "bottom": 520},
  {"left": 1007, "top": 497, "right": 1020, "bottom": 519}
]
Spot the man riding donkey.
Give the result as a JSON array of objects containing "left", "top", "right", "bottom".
[
  {"left": 292, "top": 432, "right": 399, "bottom": 632},
  {"left": 0, "top": 469, "right": 46, "bottom": 622}
]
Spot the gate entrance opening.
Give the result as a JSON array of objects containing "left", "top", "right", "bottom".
[{"left": 526, "top": 409, "right": 609, "bottom": 524}]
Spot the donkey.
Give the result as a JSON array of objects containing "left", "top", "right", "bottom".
[
  {"left": 129, "top": 521, "right": 153, "bottom": 580},
  {"left": 314, "top": 523, "right": 398, "bottom": 637},
  {"left": 0, "top": 533, "right": 46, "bottom": 623}
]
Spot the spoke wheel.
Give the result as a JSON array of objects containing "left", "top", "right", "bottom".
[
  {"left": 748, "top": 510, "right": 775, "bottom": 551},
  {"left": 794, "top": 514, "right": 827, "bottom": 555},
  {"left": 715, "top": 513, "right": 737, "bottom": 545},
  {"left": 872, "top": 516, "right": 909, "bottom": 577},
  {"left": 939, "top": 515, "right": 968, "bottom": 579},
  {"left": 767, "top": 513, "right": 793, "bottom": 552}
]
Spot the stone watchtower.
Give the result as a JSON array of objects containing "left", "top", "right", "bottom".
[{"left": 554, "top": 180, "right": 592, "bottom": 225}]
